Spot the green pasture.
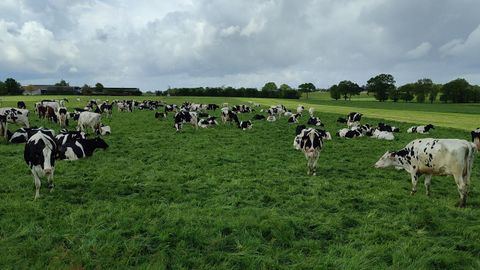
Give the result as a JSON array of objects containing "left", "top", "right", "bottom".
[{"left": 0, "top": 95, "right": 479, "bottom": 269}]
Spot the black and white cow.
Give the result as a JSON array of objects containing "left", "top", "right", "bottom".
[
  {"left": 165, "top": 104, "right": 178, "bottom": 113},
  {"left": 57, "top": 137, "right": 109, "bottom": 161},
  {"left": 55, "top": 129, "right": 86, "bottom": 147},
  {"left": 24, "top": 131, "right": 57, "bottom": 199},
  {"left": 375, "top": 138, "right": 477, "bottom": 207},
  {"left": 472, "top": 128, "right": 480, "bottom": 150},
  {"left": 347, "top": 112, "right": 362, "bottom": 127},
  {"left": 238, "top": 120, "right": 253, "bottom": 130},
  {"left": 17, "top": 101, "right": 26, "bottom": 109},
  {"left": 8, "top": 127, "right": 55, "bottom": 144},
  {"left": 368, "top": 128, "right": 395, "bottom": 141},
  {"left": 207, "top": 104, "right": 219, "bottom": 111},
  {"left": 0, "top": 108, "right": 30, "bottom": 127},
  {"left": 378, "top": 122, "right": 400, "bottom": 133},
  {"left": 221, "top": 108, "right": 240, "bottom": 124},
  {"left": 174, "top": 111, "right": 198, "bottom": 131},
  {"left": 307, "top": 116, "right": 324, "bottom": 127},
  {"left": 252, "top": 114, "right": 266, "bottom": 120},
  {"left": 198, "top": 116, "right": 218, "bottom": 128},
  {"left": 407, "top": 124, "right": 434, "bottom": 134},
  {"left": 100, "top": 102, "right": 113, "bottom": 118},
  {"left": 98, "top": 124, "right": 111, "bottom": 135},
  {"left": 57, "top": 107, "right": 69, "bottom": 128},
  {"left": 288, "top": 113, "right": 301, "bottom": 124},
  {"left": 296, "top": 105, "right": 304, "bottom": 115},
  {"left": 336, "top": 128, "right": 362, "bottom": 138},
  {"left": 293, "top": 127, "right": 331, "bottom": 176}
]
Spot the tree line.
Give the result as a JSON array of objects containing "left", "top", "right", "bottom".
[
  {"left": 329, "top": 74, "right": 480, "bottom": 103},
  {"left": 158, "top": 82, "right": 317, "bottom": 99}
]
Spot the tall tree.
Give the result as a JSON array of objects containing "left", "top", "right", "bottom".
[
  {"left": 0, "top": 81, "right": 6, "bottom": 95},
  {"left": 4, "top": 78, "right": 22, "bottom": 95},
  {"left": 329, "top": 84, "right": 341, "bottom": 100},
  {"left": 298, "top": 83, "right": 316, "bottom": 99},
  {"left": 366, "top": 74, "right": 395, "bottom": 102},
  {"left": 262, "top": 82, "right": 278, "bottom": 92},
  {"left": 279, "top": 84, "right": 292, "bottom": 91},
  {"left": 95, "top": 82, "right": 104, "bottom": 93},
  {"left": 441, "top": 78, "right": 470, "bottom": 103},
  {"left": 81, "top": 84, "right": 92, "bottom": 95},
  {"left": 428, "top": 84, "right": 441, "bottom": 103},
  {"left": 397, "top": 83, "right": 414, "bottom": 102},
  {"left": 337, "top": 80, "right": 361, "bottom": 100}
]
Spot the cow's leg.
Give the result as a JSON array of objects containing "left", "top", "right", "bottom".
[
  {"left": 410, "top": 172, "right": 419, "bottom": 195},
  {"left": 424, "top": 175, "right": 432, "bottom": 196},
  {"left": 47, "top": 169, "right": 55, "bottom": 192},
  {"left": 311, "top": 154, "right": 319, "bottom": 176},
  {"left": 453, "top": 173, "right": 467, "bottom": 207},
  {"left": 33, "top": 171, "right": 41, "bottom": 200}
]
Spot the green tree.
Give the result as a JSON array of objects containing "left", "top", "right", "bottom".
[
  {"left": 81, "top": 84, "right": 92, "bottom": 95},
  {"left": 441, "top": 78, "right": 470, "bottom": 103},
  {"left": 397, "top": 83, "right": 414, "bottom": 102},
  {"left": 0, "top": 81, "right": 6, "bottom": 95},
  {"left": 4, "top": 78, "right": 22, "bottom": 95},
  {"left": 55, "top": 79, "right": 70, "bottom": 87},
  {"left": 366, "top": 74, "right": 395, "bottom": 102},
  {"left": 428, "top": 84, "right": 441, "bottom": 103},
  {"left": 279, "top": 84, "right": 292, "bottom": 91},
  {"left": 412, "top": 78, "right": 433, "bottom": 103},
  {"left": 95, "top": 82, "right": 104, "bottom": 93},
  {"left": 388, "top": 87, "right": 400, "bottom": 102},
  {"left": 298, "top": 82, "right": 316, "bottom": 99},
  {"left": 329, "top": 84, "right": 341, "bottom": 100},
  {"left": 337, "top": 80, "right": 361, "bottom": 100},
  {"left": 262, "top": 82, "right": 278, "bottom": 92}
]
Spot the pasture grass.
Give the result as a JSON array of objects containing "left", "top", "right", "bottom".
[{"left": 0, "top": 96, "right": 479, "bottom": 269}]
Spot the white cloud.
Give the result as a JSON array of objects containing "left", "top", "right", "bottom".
[{"left": 406, "top": 42, "right": 432, "bottom": 59}]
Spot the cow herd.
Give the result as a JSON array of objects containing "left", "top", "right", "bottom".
[{"left": 1, "top": 98, "right": 479, "bottom": 207}]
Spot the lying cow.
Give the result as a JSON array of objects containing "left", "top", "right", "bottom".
[
  {"left": 198, "top": 116, "right": 218, "bottom": 128},
  {"left": 378, "top": 122, "right": 400, "bottom": 133},
  {"left": 238, "top": 120, "right": 253, "bottom": 130},
  {"left": 57, "top": 137, "right": 109, "bottom": 161},
  {"left": 347, "top": 112, "right": 362, "bottom": 127},
  {"left": 55, "top": 129, "right": 86, "bottom": 147},
  {"left": 307, "top": 117, "right": 324, "bottom": 127},
  {"left": 368, "top": 129, "right": 395, "bottom": 141},
  {"left": 24, "top": 130, "right": 57, "bottom": 199},
  {"left": 221, "top": 108, "right": 239, "bottom": 124},
  {"left": 288, "top": 114, "right": 301, "bottom": 124},
  {"left": 337, "top": 128, "right": 362, "bottom": 138},
  {"left": 375, "top": 138, "right": 477, "bottom": 207},
  {"left": 407, "top": 124, "right": 434, "bottom": 134},
  {"left": 8, "top": 127, "right": 55, "bottom": 144},
  {"left": 293, "top": 127, "right": 331, "bottom": 175}
]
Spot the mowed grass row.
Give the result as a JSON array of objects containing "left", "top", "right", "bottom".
[{"left": 0, "top": 96, "right": 479, "bottom": 269}]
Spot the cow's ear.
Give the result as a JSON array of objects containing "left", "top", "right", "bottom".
[{"left": 389, "top": 151, "right": 396, "bottom": 158}]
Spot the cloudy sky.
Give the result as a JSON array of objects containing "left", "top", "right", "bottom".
[{"left": 1, "top": 0, "right": 479, "bottom": 91}]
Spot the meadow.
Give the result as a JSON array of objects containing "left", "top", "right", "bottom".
[{"left": 0, "top": 95, "right": 479, "bottom": 269}]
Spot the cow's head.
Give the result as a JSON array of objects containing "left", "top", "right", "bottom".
[
  {"left": 374, "top": 151, "right": 404, "bottom": 169},
  {"left": 93, "top": 137, "right": 109, "bottom": 150}
]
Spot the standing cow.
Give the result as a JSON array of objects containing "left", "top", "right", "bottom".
[
  {"left": 293, "top": 127, "right": 331, "bottom": 176},
  {"left": 24, "top": 131, "right": 57, "bottom": 199},
  {"left": 76, "top": 111, "right": 102, "bottom": 134},
  {"left": 375, "top": 138, "right": 477, "bottom": 207}
]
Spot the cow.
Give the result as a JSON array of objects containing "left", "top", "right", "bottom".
[
  {"left": 40, "top": 101, "right": 59, "bottom": 112},
  {"left": 198, "top": 116, "right": 218, "bottom": 128},
  {"left": 46, "top": 106, "right": 58, "bottom": 123},
  {"left": 336, "top": 128, "right": 362, "bottom": 138},
  {"left": 37, "top": 105, "right": 47, "bottom": 118},
  {"left": 164, "top": 104, "right": 178, "bottom": 113},
  {"left": 55, "top": 129, "right": 86, "bottom": 147},
  {"left": 252, "top": 114, "right": 266, "bottom": 120},
  {"left": 296, "top": 105, "right": 304, "bottom": 115},
  {"left": 57, "top": 107, "right": 69, "bottom": 127},
  {"left": 207, "top": 104, "right": 219, "bottom": 111},
  {"left": 76, "top": 111, "right": 102, "bottom": 134},
  {"left": 154, "top": 112, "right": 167, "bottom": 119},
  {"left": 375, "top": 139, "right": 477, "bottom": 207},
  {"left": 57, "top": 137, "right": 109, "bottom": 161},
  {"left": 307, "top": 117, "right": 324, "bottom": 127},
  {"left": 347, "top": 112, "right": 362, "bottom": 127},
  {"left": 407, "top": 124, "right": 434, "bottom": 134},
  {"left": 221, "top": 108, "right": 239, "bottom": 124},
  {"left": 368, "top": 129, "right": 395, "bottom": 141},
  {"left": 293, "top": 127, "right": 331, "bottom": 176},
  {"left": 267, "top": 115, "right": 276, "bottom": 122},
  {"left": 308, "top": 107, "right": 315, "bottom": 116},
  {"left": 174, "top": 111, "right": 198, "bottom": 131},
  {"left": 0, "top": 108, "right": 30, "bottom": 127},
  {"left": 24, "top": 131, "right": 57, "bottom": 199},
  {"left": 378, "top": 122, "right": 400, "bottom": 133},
  {"left": 100, "top": 102, "right": 113, "bottom": 118},
  {"left": 8, "top": 127, "right": 55, "bottom": 144},
  {"left": 17, "top": 101, "right": 26, "bottom": 109},
  {"left": 472, "top": 128, "right": 480, "bottom": 150},
  {"left": 337, "top": 117, "right": 348, "bottom": 124},
  {"left": 288, "top": 114, "right": 301, "bottom": 124},
  {"left": 98, "top": 124, "right": 111, "bottom": 135},
  {"left": 238, "top": 120, "right": 253, "bottom": 130}
]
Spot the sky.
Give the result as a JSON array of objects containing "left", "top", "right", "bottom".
[{"left": 1, "top": 0, "right": 480, "bottom": 91}]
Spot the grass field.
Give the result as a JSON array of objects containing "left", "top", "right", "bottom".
[{"left": 0, "top": 95, "right": 479, "bottom": 269}]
